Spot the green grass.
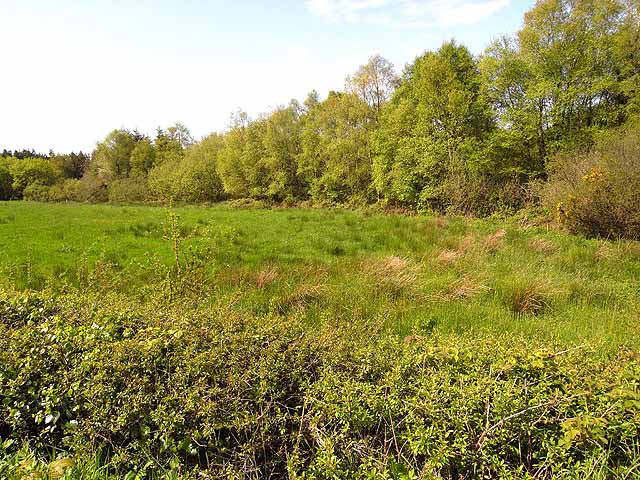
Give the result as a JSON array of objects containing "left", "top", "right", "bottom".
[
  {"left": 1, "top": 202, "right": 640, "bottom": 478},
  {"left": 0, "top": 201, "right": 638, "bottom": 350}
]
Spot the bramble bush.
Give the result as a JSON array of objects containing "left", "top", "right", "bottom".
[{"left": 1, "top": 288, "right": 639, "bottom": 478}]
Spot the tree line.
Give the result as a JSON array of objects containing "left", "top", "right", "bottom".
[{"left": 2, "top": 0, "right": 639, "bottom": 219}]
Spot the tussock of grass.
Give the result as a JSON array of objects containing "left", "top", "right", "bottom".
[
  {"left": 483, "top": 228, "right": 507, "bottom": 253},
  {"left": 528, "top": 237, "right": 558, "bottom": 255},
  {"left": 435, "top": 275, "right": 489, "bottom": 302},
  {"left": 363, "top": 256, "right": 421, "bottom": 299},
  {"left": 595, "top": 242, "right": 617, "bottom": 260},
  {"left": 499, "top": 278, "right": 563, "bottom": 316},
  {"left": 436, "top": 249, "right": 463, "bottom": 266},
  {"left": 255, "top": 264, "right": 279, "bottom": 289}
]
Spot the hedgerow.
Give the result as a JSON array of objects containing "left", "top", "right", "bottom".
[{"left": 1, "top": 289, "right": 639, "bottom": 478}]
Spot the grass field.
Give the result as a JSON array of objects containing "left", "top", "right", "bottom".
[
  {"left": 1, "top": 201, "right": 640, "bottom": 478},
  {"left": 0, "top": 201, "right": 638, "bottom": 349}
]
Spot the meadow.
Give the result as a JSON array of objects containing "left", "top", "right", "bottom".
[{"left": 1, "top": 201, "right": 639, "bottom": 479}]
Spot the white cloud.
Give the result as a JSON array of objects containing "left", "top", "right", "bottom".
[{"left": 305, "top": 0, "right": 510, "bottom": 27}]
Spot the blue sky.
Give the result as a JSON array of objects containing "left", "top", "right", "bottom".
[{"left": 0, "top": 0, "right": 535, "bottom": 153}]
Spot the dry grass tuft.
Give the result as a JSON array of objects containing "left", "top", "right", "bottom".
[
  {"left": 506, "top": 280, "right": 561, "bottom": 316},
  {"left": 622, "top": 243, "right": 640, "bottom": 259},
  {"left": 433, "top": 216, "right": 447, "bottom": 229},
  {"left": 595, "top": 243, "right": 616, "bottom": 260},
  {"left": 510, "top": 286, "right": 547, "bottom": 315},
  {"left": 528, "top": 238, "right": 557, "bottom": 255},
  {"left": 290, "top": 284, "right": 326, "bottom": 306},
  {"left": 363, "top": 255, "right": 415, "bottom": 276},
  {"left": 381, "top": 255, "right": 410, "bottom": 271},
  {"left": 436, "top": 249, "right": 463, "bottom": 266},
  {"left": 484, "top": 229, "right": 507, "bottom": 253},
  {"left": 277, "top": 284, "right": 326, "bottom": 313},
  {"left": 218, "top": 267, "right": 249, "bottom": 287},
  {"left": 255, "top": 265, "right": 279, "bottom": 289},
  {"left": 363, "top": 256, "right": 420, "bottom": 299},
  {"left": 434, "top": 276, "right": 489, "bottom": 302}
]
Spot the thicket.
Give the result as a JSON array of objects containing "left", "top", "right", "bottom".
[
  {"left": 544, "top": 121, "right": 640, "bottom": 240},
  {"left": 2, "top": 0, "right": 639, "bottom": 238},
  {"left": 1, "top": 289, "right": 639, "bottom": 479}
]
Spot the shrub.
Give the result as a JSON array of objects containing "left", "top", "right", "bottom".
[
  {"left": 107, "top": 177, "right": 150, "bottom": 204},
  {"left": 0, "top": 163, "right": 13, "bottom": 200},
  {"left": 47, "top": 179, "right": 83, "bottom": 202},
  {"left": 148, "top": 159, "right": 180, "bottom": 201},
  {"left": 443, "top": 171, "right": 530, "bottom": 217},
  {"left": 9, "top": 158, "right": 59, "bottom": 197},
  {"left": 1, "top": 289, "right": 639, "bottom": 478},
  {"left": 543, "top": 122, "right": 640, "bottom": 240},
  {"left": 22, "top": 183, "right": 51, "bottom": 202},
  {"left": 149, "top": 135, "right": 226, "bottom": 203},
  {"left": 75, "top": 174, "right": 109, "bottom": 203}
]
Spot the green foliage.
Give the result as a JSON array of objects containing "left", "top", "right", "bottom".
[
  {"left": 217, "top": 113, "right": 269, "bottom": 199},
  {"left": 299, "top": 92, "right": 376, "bottom": 204},
  {"left": 130, "top": 138, "right": 157, "bottom": 177},
  {"left": 154, "top": 125, "right": 187, "bottom": 166},
  {"left": 373, "top": 42, "right": 493, "bottom": 212},
  {"left": 0, "top": 162, "right": 13, "bottom": 200},
  {"left": 47, "top": 178, "right": 84, "bottom": 202},
  {"left": 544, "top": 120, "right": 640, "bottom": 239},
  {"left": 482, "top": 0, "right": 639, "bottom": 176},
  {"left": 175, "top": 134, "right": 225, "bottom": 202},
  {"left": 92, "top": 129, "right": 139, "bottom": 181},
  {"left": 262, "top": 103, "right": 305, "bottom": 201},
  {"left": 346, "top": 54, "right": 399, "bottom": 115},
  {"left": 9, "top": 158, "right": 60, "bottom": 197},
  {"left": 23, "top": 183, "right": 52, "bottom": 202},
  {"left": 0, "top": 288, "right": 638, "bottom": 477},
  {"left": 149, "top": 134, "right": 225, "bottom": 203},
  {"left": 50, "top": 152, "right": 90, "bottom": 179},
  {"left": 108, "top": 177, "right": 150, "bottom": 204}
]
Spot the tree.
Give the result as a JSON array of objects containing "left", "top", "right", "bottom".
[
  {"left": 50, "top": 152, "right": 90, "bottom": 179},
  {"left": 217, "top": 116, "right": 269, "bottom": 199},
  {"left": 130, "top": 138, "right": 156, "bottom": 177},
  {"left": 303, "top": 90, "right": 321, "bottom": 112},
  {"left": 155, "top": 127, "right": 185, "bottom": 166},
  {"left": 262, "top": 102, "right": 305, "bottom": 200},
  {"left": 346, "top": 54, "right": 398, "bottom": 116},
  {"left": 615, "top": 0, "right": 640, "bottom": 115},
  {"left": 0, "top": 162, "right": 13, "bottom": 200},
  {"left": 299, "top": 91, "right": 376, "bottom": 203},
  {"left": 149, "top": 133, "right": 226, "bottom": 202},
  {"left": 373, "top": 42, "right": 492, "bottom": 210},
  {"left": 92, "top": 129, "right": 138, "bottom": 181},
  {"left": 481, "top": 36, "right": 547, "bottom": 175},
  {"left": 176, "top": 133, "right": 225, "bottom": 202},
  {"left": 166, "top": 122, "right": 194, "bottom": 149},
  {"left": 9, "top": 158, "right": 59, "bottom": 197}
]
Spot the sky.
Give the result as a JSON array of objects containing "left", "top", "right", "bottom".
[{"left": 0, "top": 0, "right": 535, "bottom": 154}]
